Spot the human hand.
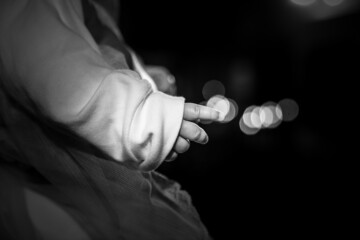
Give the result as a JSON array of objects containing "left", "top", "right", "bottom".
[
  {"left": 145, "top": 66, "right": 177, "bottom": 95},
  {"left": 166, "top": 103, "right": 221, "bottom": 161}
]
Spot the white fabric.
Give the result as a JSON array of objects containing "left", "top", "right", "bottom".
[
  {"left": 130, "top": 51, "right": 159, "bottom": 91},
  {"left": 0, "top": 0, "right": 184, "bottom": 171}
]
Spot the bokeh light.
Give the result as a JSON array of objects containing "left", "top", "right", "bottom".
[
  {"left": 199, "top": 101, "right": 207, "bottom": 106},
  {"left": 202, "top": 80, "right": 226, "bottom": 100},
  {"left": 290, "top": 0, "right": 317, "bottom": 6},
  {"left": 239, "top": 101, "right": 289, "bottom": 134},
  {"left": 206, "top": 95, "right": 230, "bottom": 122},
  {"left": 223, "top": 98, "right": 239, "bottom": 123},
  {"left": 278, "top": 98, "right": 299, "bottom": 122},
  {"left": 275, "top": 105, "right": 283, "bottom": 120},
  {"left": 239, "top": 115, "right": 260, "bottom": 135},
  {"left": 242, "top": 106, "right": 256, "bottom": 128},
  {"left": 288, "top": 0, "right": 358, "bottom": 20},
  {"left": 269, "top": 104, "right": 283, "bottom": 129},
  {"left": 259, "top": 106, "right": 274, "bottom": 128},
  {"left": 250, "top": 107, "right": 262, "bottom": 129},
  {"left": 260, "top": 101, "right": 283, "bottom": 129}
]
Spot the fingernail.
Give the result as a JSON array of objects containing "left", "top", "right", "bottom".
[
  {"left": 203, "top": 134, "right": 209, "bottom": 144},
  {"left": 167, "top": 152, "right": 178, "bottom": 162},
  {"left": 213, "top": 110, "right": 220, "bottom": 120},
  {"left": 218, "top": 111, "right": 226, "bottom": 122}
]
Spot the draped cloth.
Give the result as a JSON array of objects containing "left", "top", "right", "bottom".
[{"left": 0, "top": 0, "right": 212, "bottom": 239}]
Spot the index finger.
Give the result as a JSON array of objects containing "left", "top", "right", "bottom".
[{"left": 184, "top": 103, "right": 221, "bottom": 122}]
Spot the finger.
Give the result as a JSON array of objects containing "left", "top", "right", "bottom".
[
  {"left": 180, "top": 120, "right": 209, "bottom": 144},
  {"left": 184, "top": 103, "right": 221, "bottom": 122},
  {"left": 173, "top": 136, "right": 190, "bottom": 154},
  {"left": 165, "top": 151, "right": 178, "bottom": 162},
  {"left": 166, "top": 74, "right": 176, "bottom": 84},
  {"left": 169, "top": 84, "right": 177, "bottom": 96},
  {"left": 145, "top": 65, "right": 170, "bottom": 75}
]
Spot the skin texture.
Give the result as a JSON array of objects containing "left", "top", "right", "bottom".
[
  {"left": 167, "top": 103, "right": 221, "bottom": 161},
  {"left": 145, "top": 66, "right": 221, "bottom": 162}
]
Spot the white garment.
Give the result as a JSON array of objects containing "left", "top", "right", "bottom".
[{"left": 0, "top": 0, "right": 184, "bottom": 171}]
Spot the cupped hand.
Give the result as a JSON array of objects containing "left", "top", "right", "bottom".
[{"left": 166, "top": 103, "right": 221, "bottom": 161}]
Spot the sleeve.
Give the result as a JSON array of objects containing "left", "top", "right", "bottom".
[{"left": 0, "top": 0, "right": 185, "bottom": 171}]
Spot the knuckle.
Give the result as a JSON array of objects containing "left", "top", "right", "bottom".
[{"left": 193, "top": 104, "right": 200, "bottom": 117}]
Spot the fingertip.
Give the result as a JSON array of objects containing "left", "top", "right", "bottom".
[
  {"left": 199, "top": 133, "right": 209, "bottom": 145},
  {"left": 165, "top": 152, "right": 178, "bottom": 162},
  {"left": 175, "top": 137, "right": 191, "bottom": 153},
  {"left": 204, "top": 134, "right": 209, "bottom": 144},
  {"left": 212, "top": 108, "right": 226, "bottom": 122},
  {"left": 212, "top": 109, "right": 221, "bottom": 121},
  {"left": 169, "top": 152, "right": 178, "bottom": 161}
]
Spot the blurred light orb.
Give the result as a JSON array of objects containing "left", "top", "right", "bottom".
[
  {"left": 250, "top": 107, "right": 262, "bottom": 129},
  {"left": 290, "top": 0, "right": 317, "bottom": 6},
  {"left": 202, "top": 80, "right": 226, "bottom": 100},
  {"left": 269, "top": 104, "right": 283, "bottom": 129},
  {"left": 239, "top": 116, "right": 260, "bottom": 135},
  {"left": 242, "top": 106, "right": 256, "bottom": 128},
  {"left": 259, "top": 106, "right": 274, "bottom": 128},
  {"left": 323, "top": 0, "right": 344, "bottom": 7},
  {"left": 278, "top": 98, "right": 299, "bottom": 122},
  {"left": 288, "top": 0, "right": 357, "bottom": 20},
  {"left": 275, "top": 104, "right": 283, "bottom": 120},
  {"left": 240, "top": 101, "right": 286, "bottom": 134},
  {"left": 206, "top": 95, "right": 230, "bottom": 122},
  {"left": 199, "top": 100, "right": 207, "bottom": 106},
  {"left": 223, "top": 98, "right": 239, "bottom": 123},
  {"left": 260, "top": 101, "right": 283, "bottom": 129}
]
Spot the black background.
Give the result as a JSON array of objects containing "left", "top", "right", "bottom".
[{"left": 119, "top": 1, "right": 357, "bottom": 238}]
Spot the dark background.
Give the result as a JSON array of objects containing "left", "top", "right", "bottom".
[{"left": 119, "top": 1, "right": 357, "bottom": 238}]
